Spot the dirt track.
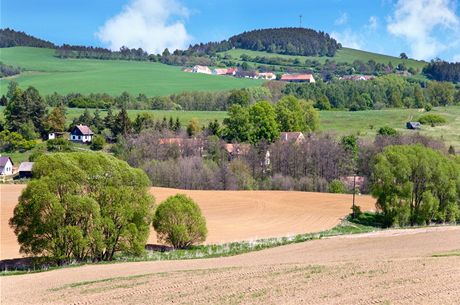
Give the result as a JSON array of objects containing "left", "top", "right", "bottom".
[
  {"left": 0, "top": 185, "right": 376, "bottom": 260},
  {"left": 1, "top": 226, "right": 459, "bottom": 305}
]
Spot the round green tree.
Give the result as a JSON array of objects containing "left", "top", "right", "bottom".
[
  {"left": 9, "top": 152, "right": 155, "bottom": 262},
  {"left": 153, "top": 194, "right": 207, "bottom": 249}
]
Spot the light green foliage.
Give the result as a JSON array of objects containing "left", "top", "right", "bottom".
[
  {"left": 186, "top": 118, "right": 201, "bottom": 137},
  {"left": 418, "top": 114, "right": 447, "bottom": 126},
  {"left": 248, "top": 101, "right": 280, "bottom": 144},
  {"left": 9, "top": 152, "right": 155, "bottom": 261},
  {"left": 0, "top": 47, "right": 262, "bottom": 96},
  {"left": 223, "top": 104, "right": 251, "bottom": 142},
  {"left": 228, "top": 89, "right": 251, "bottom": 107},
  {"left": 153, "top": 194, "right": 207, "bottom": 249},
  {"left": 425, "top": 82, "right": 455, "bottom": 106},
  {"left": 276, "top": 96, "right": 319, "bottom": 132},
  {"left": 0, "top": 130, "right": 36, "bottom": 152},
  {"left": 371, "top": 145, "right": 460, "bottom": 227},
  {"left": 328, "top": 179, "right": 346, "bottom": 193},
  {"left": 315, "top": 95, "right": 332, "bottom": 110},
  {"left": 90, "top": 135, "right": 105, "bottom": 151},
  {"left": 46, "top": 138, "right": 72, "bottom": 152}
]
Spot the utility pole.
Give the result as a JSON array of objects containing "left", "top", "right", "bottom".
[
  {"left": 352, "top": 173, "right": 356, "bottom": 219},
  {"left": 299, "top": 14, "right": 303, "bottom": 28}
]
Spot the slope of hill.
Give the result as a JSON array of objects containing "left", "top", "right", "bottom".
[
  {"left": 221, "top": 47, "right": 426, "bottom": 70},
  {"left": 0, "top": 28, "right": 56, "bottom": 48},
  {"left": 0, "top": 47, "right": 262, "bottom": 96}
]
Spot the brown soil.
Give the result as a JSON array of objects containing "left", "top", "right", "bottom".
[
  {"left": 1, "top": 226, "right": 459, "bottom": 305},
  {"left": 0, "top": 185, "right": 376, "bottom": 260}
]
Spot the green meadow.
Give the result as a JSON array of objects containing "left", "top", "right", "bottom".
[
  {"left": 221, "top": 47, "right": 427, "bottom": 70},
  {"left": 0, "top": 47, "right": 262, "bottom": 96}
]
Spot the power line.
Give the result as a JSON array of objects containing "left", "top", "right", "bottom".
[{"left": 299, "top": 14, "right": 303, "bottom": 28}]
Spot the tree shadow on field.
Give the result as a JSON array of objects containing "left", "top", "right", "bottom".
[{"left": 144, "top": 244, "right": 174, "bottom": 252}]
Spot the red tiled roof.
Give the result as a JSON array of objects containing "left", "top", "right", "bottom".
[
  {"left": 73, "top": 124, "right": 94, "bottom": 135},
  {"left": 280, "top": 74, "right": 314, "bottom": 81}
]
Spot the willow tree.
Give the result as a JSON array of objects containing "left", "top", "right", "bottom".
[{"left": 10, "top": 152, "right": 155, "bottom": 262}]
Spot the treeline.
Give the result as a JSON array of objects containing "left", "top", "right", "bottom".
[
  {"left": 423, "top": 60, "right": 460, "bottom": 83},
  {"left": 282, "top": 76, "right": 460, "bottom": 110},
  {"left": 55, "top": 45, "right": 150, "bottom": 61},
  {"left": 228, "top": 28, "right": 341, "bottom": 57},
  {"left": 0, "top": 28, "right": 56, "bottom": 48},
  {"left": 0, "top": 62, "right": 22, "bottom": 78}
]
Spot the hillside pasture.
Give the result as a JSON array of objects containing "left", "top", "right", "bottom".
[
  {"left": 222, "top": 47, "right": 427, "bottom": 70},
  {"left": 0, "top": 47, "right": 262, "bottom": 96},
  {"left": 0, "top": 185, "right": 375, "bottom": 260}
]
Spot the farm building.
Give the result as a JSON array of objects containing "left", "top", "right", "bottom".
[
  {"left": 224, "top": 143, "right": 251, "bottom": 160},
  {"left": 192, "top": 65, "right": 212, "bottom": 74},
  {"left": 226, "top": 68, "right": 238, "bottom": 76},
  {"left": 70, "top": 124, "right": 94, "bottom": 143},
  {"left": 406, "top": 122, "right": 421, "bottom": 130},
  {"left": 280, "top": 74, "right": 316, "bottom": 83},
  {"left": 18, "top": 162, "right": 34, "bottom": 179},
  {"left": 212, "top": 68, "right": 229, "bottom": 75},
  {"left": 48, "top": 131, "right": 66, "bottom": 140},
  {"left": 235, "top": 70, "right": 258, "bottom": 79},
  {"left": 340, "top": 75, "right": 375, "bottom": 81},
  {"left": 280, "top": 132, "right": 305, "bottom": 144},
  {"left": 0, "top": 156, "right": 14, "bottom": 176},
  {"left": 257, "top": 72, "right": 277, "bottom": 80}
]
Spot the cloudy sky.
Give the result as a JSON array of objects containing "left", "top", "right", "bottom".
[{"left": 2, "top": 0, "right": 460, "bottom": 61}]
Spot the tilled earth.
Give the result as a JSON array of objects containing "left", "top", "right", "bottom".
[{"left": 2, "top": 226, "right": 459, "bottom": 305}]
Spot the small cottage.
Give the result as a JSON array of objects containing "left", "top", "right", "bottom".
[
  {"left": 70, "top": 124, "right": 94, "bottom": 143},
  {"left": 48, "top": 131, "right": 66, "bottom": 140},
  {"left": 18, "top": 162, "right": 34, "bottom": 179},
  {"left": 0, "top": 156, "right": 14, "bottom": 176}
]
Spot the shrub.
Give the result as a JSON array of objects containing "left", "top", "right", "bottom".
[
  {"left": 418, "top": 114, "right": 447, "bottom": 126},
  {"left": 0, "top": 130, "right": 36, "bottom": 152},
  {"left": 47, "top": 138, "right": 72, "bottom": 152},
  {"left": 424, "top": 103, "right": 433, "bottom": 112},
  {"left": 9, "top": 152, "right": 155, "bottom": 262},
  {"left": 377, "top": 126, "right": 398, "bottom": 136},
  {"left": 90, "top": 135, "right": 105, "bottom": 151},
  {"left": 328, "top": 179, "right": 346, "bottom": 193},
  {"left": 153, "top": 194, "right": 207, "bottom": 249}
]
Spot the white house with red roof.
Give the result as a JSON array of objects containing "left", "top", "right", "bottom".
[
  {"left": 280, "top": 73, "right": 316, "bottom": 83},
  {"left": 70, "top": 124, "right": 94, "bottom": 143}
]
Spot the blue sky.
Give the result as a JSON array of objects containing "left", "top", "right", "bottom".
[{"left": 2, "top": 0, "right": 460, "bottom": 61}]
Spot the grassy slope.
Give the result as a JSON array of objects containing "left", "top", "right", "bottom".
[
  {"left": 0, "top": 47, "right": 262, "bottom": 96},
  {"left": 222, "top": 48, "right": 427, "bottom": 70}
]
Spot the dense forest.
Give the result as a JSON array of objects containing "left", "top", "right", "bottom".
[
  {"left": 228, "top": 28, "right": 341, "bottom": 57},
  {"left": 0, "top": 28, "right": 56, "bottom": 48},
  {"left": 423, "top": 60, "right": 460, "bottom": 83}
]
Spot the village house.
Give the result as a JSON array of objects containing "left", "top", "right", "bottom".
[
  {"left": 406, "top": 122, "right": 421, "bottom": 130},
  {"left": 70, "top": 124, "right": 94, "bottom": 143},
  {"left": 235, "top": 70, "right": 258, "bottom": 79},
  {"left": 226, "top": 67, "right": 238, "bottom": 76},
  {"left": 192, "top": 65, "right": 212, "bottom": 74},
  {"left": 280, "top": 132, "right": 305, "bottom": 144},
  {"left": 223, "top": 143, "right": 251, "bottom": 160},
  {"left": 0, "top": 156, "right": 14, "bottom": 176},
  {"left": 212, "top": 68, "right": 229, "bottom": 75},
  {"left": 18, "top": 162, "right": 34, "bottom": 179},
  {"left": 257, "top": 72, "right": 277, "bottom": 80},
  {"left": 280, "top": 73, "right": 316, "bottom": 83}
]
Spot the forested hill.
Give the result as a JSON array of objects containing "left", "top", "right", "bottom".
[
  {"left": 0, "top": 28, "right": 56, "bottom": 48},
  {"left": 229, "top": 28, "right": 341, "bottom": 57},
  {"left": 188, "top": 28, "right": 341, "bottom": 57}
]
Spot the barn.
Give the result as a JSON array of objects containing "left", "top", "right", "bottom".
[{"left": 18, "top": 162, "right": 34, "bottom": 179}]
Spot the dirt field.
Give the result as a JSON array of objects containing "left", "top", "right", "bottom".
[
  {"left": 1, "top": 226, "right": 459, "bottom": 305},
  {"left": 0, "top": 185, "right": 376, "bottom": 260}
]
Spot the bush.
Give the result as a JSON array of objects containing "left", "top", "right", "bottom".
[
  {"left": 0, "top": 130, "right": 36, "bottom": 152},
  {"left": 90, "top": 135, "right": 105, "bottom": 151},
  {"left": 418, "top": 114, "right": 447, "bottom": 126},
  {"left": 9, "top": 152, "right": 155, "bottom": 262},
  {"left": 328, "top": 179, "right": 346, "bottom": 193},
  {"left": 377, "top": 126, "right": 398, "bottom": 136},
  {"left": 47, "top": 138, "right": 72, "bottom": 152},
  {"left": 153, "top": 194, "right": 207, "bottom": 249}
]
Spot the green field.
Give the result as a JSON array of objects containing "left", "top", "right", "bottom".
[
  {"left": 0, "top": 47, "right": 262, "bottom": 96},
  {"left": 221, "top": 48, "right": 427, "bottom": 70}
]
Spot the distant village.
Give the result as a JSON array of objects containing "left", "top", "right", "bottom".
[{"left": 184, "top": 65, "right": 380, "bottom": 83}]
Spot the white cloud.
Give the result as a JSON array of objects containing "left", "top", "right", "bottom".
[
  {"left": 335, "top": 13, "right": 349, "bottom": 25},
  {"left": 367, "top": 16, "right": 378, "bottom": 31},
  {"left": 96, "top": 0, "right": 191, "bottom": 54},
  {"left": 453, "top": 54, "right": 460, "bottom": 62},
  {"left": 387, "top": 0, "right": 459, "bottom": 60},
  {"left": 331, "top": 30, "right": 363, "bottom": 49}
]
